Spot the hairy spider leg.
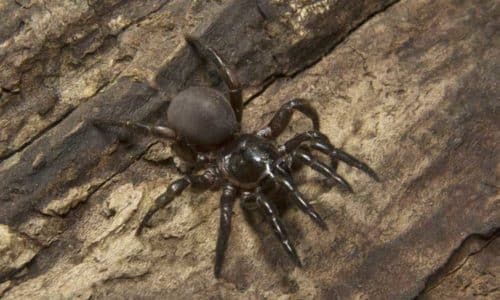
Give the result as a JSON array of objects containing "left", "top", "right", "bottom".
[
  {"left": 257, "top": 98, "right": 320, "bottom": 138},
  {"left": 272, "top": 163, "right": 328, "bottom": 230},
  {"left": 254, "top": 190, "right": 302, "bottom": 267},
  {"left": 214, "top": 184, "right": 237, "bottom": 278},
  {"left": 136, "top": 169, "right": 217, "bottom": 235},
  {"left": 184, "top": 35, "right": 243, "bottom": 123},
  {"left": 92, "top": 119, "right": 176, "bottom": 139}
]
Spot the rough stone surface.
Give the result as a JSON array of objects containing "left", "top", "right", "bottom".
[
  {"left": 0, "top": 225, "right": 39, "bottom": 280},
  {"left": 418, "top": 231, "right": 500, "bottom": 299},
  {"left": 0, "top": 0, "right": 498, "bottom": 299}
]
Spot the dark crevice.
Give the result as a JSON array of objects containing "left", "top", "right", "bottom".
[
  {"left": 244, "top": 0, "right": 402, "bottom": 107},
  {"left": 83, "top": 141, "right": 157, "bottom": 211},
  {"left": 37, "top": 142, "right": 149, "bottom": 219},
  {"left": 414, "top": 227, "right": 500, "bottom": 299},
  {"left": 243, "top": 72, "right": 286, "bottom": 106},
  {"left": 0, "top": 81, "right": 110, "bottom": 164},
  {"left": 102, "top": 270, "right": 151, "bottom": 284},
  {"left": 0, "top": 1, "right": 171, "bottom": 165},
  {"left": 1, "top": 1, "right": 399, "bottom": 165},
  {"left": 65, "top": 138, "right": 160, "bottom": 217},
  {"left": 12, "top": 68, "right": 121, "bottom": 165},
  {"left": 86, "top": 0, "right": 171, "bottom": 54},
  {"left": 0, "top": 106, "right": 77, "bottom": 163}
]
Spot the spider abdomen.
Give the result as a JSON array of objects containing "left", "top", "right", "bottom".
[{"left": 167, "top": 86, "right": 238, "bottom": 146}]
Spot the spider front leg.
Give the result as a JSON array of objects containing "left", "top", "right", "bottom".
[
  {"left": 293, "top": 147, "right": 353, "bottom": 193},
  {"left": 136, "top": 169, "right": 218, "bottom": 235},
  {"left": 283, "top": 131, "right": 379, "bottom": 182},
  {"left": 185, "top": 35, "right": 243, "bottom": 122},
  {"left": 214, "top": 184, "right": 237, "bottom": 278},
  {"left": 310, "top": 141, "right": 379, "bottom": 181},
  {"left": 257, "top": 98, "right": 319, "bottom": 139},
  {"left": 92, "top": 119, "right": 176, "bottom": 139}
]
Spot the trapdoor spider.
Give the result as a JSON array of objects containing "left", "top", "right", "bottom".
[{"left": 94, "top": 36, "right": 379, "bottom": 278}]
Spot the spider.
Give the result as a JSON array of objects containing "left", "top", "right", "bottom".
[{"left": 93, "top": 36, "right": 379, "bottom": 278}]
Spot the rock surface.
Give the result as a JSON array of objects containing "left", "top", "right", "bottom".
[
  {"left": 0, "top": 0, "right": 498, "bottom": 299},
  {"left": 0, "top": 225, "right": 40, "bottom": 280}
]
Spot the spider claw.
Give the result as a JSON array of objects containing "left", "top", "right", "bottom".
[
  {"left": 328, "top": 173, "right": 354, "bottom": 193},
  {"left": 283, "top": 240, "right": 303, "bottom": 267},
  {"left": 309, "top": 141, "right": 379, "bottom": 182},
  {"left": 214, "top": 262, "right": 223, "bottom": 278},
  {"left": 135, "top": 214, "right": 153, "bottom": 236},
  {"left": 293, "top": 148, "right": 354, "bottom": 194},
  {"left": 334, "top": 149, "right": 380, "bottom": 181},
  {"left": 310, "top": 211, "right": 328, "bottom": 231},
  {"left": 293, "top": 192, "right": 329, "bottom": 230},
  {"left": 272, "top": 167, "right": 327, "bottom": 230}
]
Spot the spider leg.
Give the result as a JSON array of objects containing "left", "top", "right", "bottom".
[
  {"left": 282, "top": 130, "right": 328, "bottom": 153},
  {"left": 255, "top": 191, "right": 302, "bottom": 267},
  {"left": 293, "top": 147, "right": 353, "bottom": 193},
  {"left": 92, "top": 119, "right": 176, "bottom": 139},
  {"left": 257, "top": 99, "right": 320, "bottom": 139},
  {"left": 240, "top": 191, "right": 258, "bottom": 210},
  {"left": 283, "top": 131, "right": 379, "bottom": 181},
  {"left": 171, "top": 140, "right": 214, "bottom": 172},
  {"left": 135, "top": 169, "right": 217, "bottom": 235},
  {"left": 184, "top": 35, "right": 242, "bottom": 123},
  {"left": 272, "top": 165, "right": 328, "bottom": 230},
  {"left": 214, "top": 184, "right": 237, "bottom": 278},
  {"left": 310, "top": 141, "right": 380, "bottom": 181},
  {"left": 171, "top": 139, "right": 197, "bottom": 165}
]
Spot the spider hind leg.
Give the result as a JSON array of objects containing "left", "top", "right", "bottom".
[
  {"left": 214, "top": 185, "right": 237, "bottom": 278},
  {"left": 255, "top": 191, "right": 302, "bottom": 267},
  {"left": 135, "top": 169, "right": 217, "bottom": 236}
]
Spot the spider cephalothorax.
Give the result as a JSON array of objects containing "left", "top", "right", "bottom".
[{"left": 94, "top": 36, "right": 379, "bottom": 278}]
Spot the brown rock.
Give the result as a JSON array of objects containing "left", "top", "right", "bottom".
[
  {"left": 0, "top": 0, "right": 498, "bottom": 298},
  {"left": 0, "top": 225, "right": 39, "bottom": 280}
]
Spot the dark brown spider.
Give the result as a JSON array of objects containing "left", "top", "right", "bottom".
[{"left": 93, "top": 36, "right": 379, "bottom": 278}]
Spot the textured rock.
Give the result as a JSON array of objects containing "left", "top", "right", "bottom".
[
  {"left": 0, "top": 0, "right": 397, "bottom": 227},
  {"left": 0, "top": 225, "right": 39, "bottom": 280},
  {"left": 0, "top": 0, "right": 498, "bottom": 299},
  {"left": 419, "top": 231, "right": 500, "bottom": 299}
]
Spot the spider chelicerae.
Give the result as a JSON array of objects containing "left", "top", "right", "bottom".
[{"left": 93, "top": 36, "right": 379, "bottom": 278}]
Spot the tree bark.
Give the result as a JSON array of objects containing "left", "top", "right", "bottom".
[{"left": 0, "top": 0, "right": 498, "bottom": 298}]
